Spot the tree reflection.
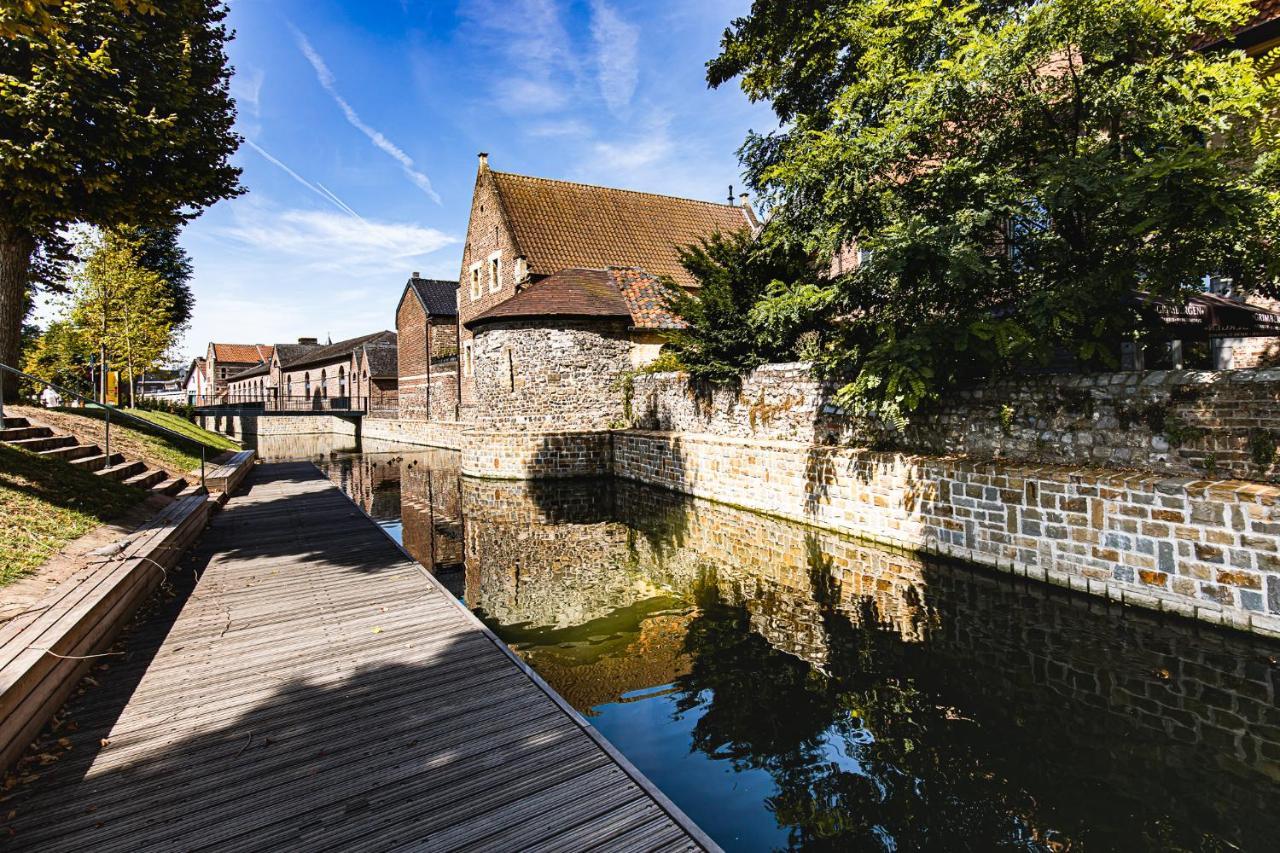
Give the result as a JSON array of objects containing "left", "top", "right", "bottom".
[{"left": 673, "top": 548, "right": 1049, "bottom": 851}]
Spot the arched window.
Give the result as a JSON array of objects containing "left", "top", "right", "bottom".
[
  {"left": 338, "top": 366, "right": 346, "bottom": 397},
  {"left": 286, "top": 376, "right": 293, "bottom": 398},
  {"left": 320, "top": 369, "right": 328, "bottom": 397},
  {"left": 304, "top": 372, "right": 311, "bottom": 397}
]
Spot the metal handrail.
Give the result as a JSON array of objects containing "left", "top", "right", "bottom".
[{"left": 0, "top": 362, "right": 207, "bottom": 487}]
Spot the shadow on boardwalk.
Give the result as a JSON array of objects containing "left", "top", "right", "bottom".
[{"left": 0, "top": 462, "right": 704, "bottom": 852}]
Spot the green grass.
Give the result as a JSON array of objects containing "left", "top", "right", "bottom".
[
  {"left": 48, "top": 406, "right": 237, "bottom": 473},
  {"left": 127, "top": 410, "right": 240, "bottom": 452},
  {"left": 0, "top": 444, "right": 145, "bottom": 586}
]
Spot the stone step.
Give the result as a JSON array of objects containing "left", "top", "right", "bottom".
[
  {"left": 70, "top": 452, "right": 126, "bottom": 473},
  {"left": 0, "top": 426, "right": 53, "bottom": 442},
  {"left": 6, "top": 434, "right": 78, "bottom": 453},
  {"left": 97, "top": 459, "right": 147, "bottom": 482},
  {"left": 123, "top": 468, "right": 169, "bottom": 491},
  {"left": 38, "top": 443, "right": 99, "bottom": 462},
  {"left": 0, "top": 417, "right": 30, "bottom": 429}
]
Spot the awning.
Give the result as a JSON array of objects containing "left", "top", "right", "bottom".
[{"left": 1139, "top": 291, "right": 1280, "bottom": 340}]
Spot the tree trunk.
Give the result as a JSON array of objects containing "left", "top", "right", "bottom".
[{"left": 0, "top": 226, "right": 35, "bottom": 402}]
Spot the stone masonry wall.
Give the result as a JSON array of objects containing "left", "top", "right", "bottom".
[
  {"left": 461, "top": 429, "right": 613, "bottom": 479},
  {"left": 361, "top": 417, "right": 463, "bottom": 450},
  {"left": 612, "top": 430, "right": 1280, "bottom": 637},
  {"left": 472, "top": 319, "right": 632, "bottom": 429},
  {"left": 632, "top": 364, "right": 1280, "bottom": 483}
]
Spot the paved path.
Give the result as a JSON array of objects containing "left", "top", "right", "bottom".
[{"left": 2, "top": 462, "right": 710, "bottom": 852}]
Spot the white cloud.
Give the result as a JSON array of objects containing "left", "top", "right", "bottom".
[
  {"left": 218, "top": 204, "right": 456, "bottom": 273},
  {"left": 293, "top": 28, "right": 442, "bottom": 204},
  {"left": 493, "top": 78, "right": 570, "bottom": 115},
  {"left": 591, "top": 116, "right": 673, "bottom": 172},
  {"left": 589, "top": 0, "right": 639, "bottom": 115},
  {"left": 232, "top": 67, "right": 265, "bottom": 118}
]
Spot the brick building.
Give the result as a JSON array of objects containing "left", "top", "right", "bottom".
[
  {"left": 200, "top": 343, "right": 272, "bottom": 401},
  {"left": 453, "top": 153, "right": 755, "bottom": 422},
  {"left": 276, "top": 331, "right": 396, "bottom": 409},
  {"left": 354, "top": 340, "right": 399, "bottom": 416},
  {"left": 225, "top": 338, "right": 321, "bottom": 405},
  {"left": 395, "top": 274, "right": 458, "bottom": 421}
]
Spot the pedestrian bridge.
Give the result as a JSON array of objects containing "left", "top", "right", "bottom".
[{"left": 192, "top": 394, "right": 393, "bottom": 417}]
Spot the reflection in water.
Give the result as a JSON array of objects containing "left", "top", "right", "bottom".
[
  {"left": 318, "top": 451, "right": 1280, "bottom": 852},
  {"left": 245, "top": 431, "right": 358, "bottom": 462}
]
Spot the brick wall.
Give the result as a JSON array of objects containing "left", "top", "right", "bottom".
[
  {"left": 612, "top": 430, "right": 1280, "bottom": 637},
  {"left": 471, "top": 319, "right": 632, "bottom": 429},
  {"left": 361, "top": 417, "right": 463, "bottom": 450},
  {"left": 279, "top": 357, "right": 355, "bottom": 405},
  {"left": 458, "top": 166, "right": 525, "bottom": 412},
  {"left": 633, "top": 364, "right": 1280, "bottom": 483}
]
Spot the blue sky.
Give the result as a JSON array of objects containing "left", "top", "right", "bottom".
[{"left": 174, "top": 0, "right": 772, "bottom": 358}]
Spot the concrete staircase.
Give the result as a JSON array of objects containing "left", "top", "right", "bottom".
[{"left": 0, "top": 415, "right": 192, "bottom": 498}]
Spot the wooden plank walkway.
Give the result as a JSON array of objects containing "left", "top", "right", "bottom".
[{"left": 1, "top": 462, "right": 711, "bottom": 852}]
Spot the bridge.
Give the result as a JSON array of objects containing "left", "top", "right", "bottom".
[{"left": 192, "top": 393, "right": 395, "bottom": 417}]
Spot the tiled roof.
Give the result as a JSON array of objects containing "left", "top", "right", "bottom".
[
  {"left": 489, "top": 171, "right": 756, "bottom": 288},
  {"left": 274, "top": 342, "right": 324, "bottom": 368},
  {"left": 611, "top": 268, "right": 686, "bottom": 330},
  {"left": 228, "top": 361, "right": 270, "bottom": 380},
  {"left": 1199, "top": 1, "right": 1280, "bottom": 48},
  {"left": 408, "top": 277, "right": 458, "bottom": 317},
  {"left": 285, "top": 331, "right": 396, "bottom": 371},
  {"left": 465, "top": 267, "right": 684, "bottom": 330},
  {"left": 1248, "top": 0, "right": 1280, "bottom": 28},
  {"left": 361, "top": 343, "right": 398, "bottom": 377},
  {"left": 211, "top": 343, "right": 273, "bottom": 364}
]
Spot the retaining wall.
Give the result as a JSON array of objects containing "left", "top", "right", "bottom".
[
  {"left": 460, "top": 429, "right": 613, "bottom": 479},
  {"left": 612, "top": 430, "right": 1280, "bottom": 638},
  {"left": 632, "top": 365, "right": 1280, "bottom": 482},
  {"left": 362, "top": 417, "right": 462, "bottom": 450},
  {"left": 195, "top": 413, "right": 358, "bottom": 441}
]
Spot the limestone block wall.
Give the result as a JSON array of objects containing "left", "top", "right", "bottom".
[
  {"left": 613, "top": 431, "right": 1280, "bottom": 637},
  {"left": 471, "top": 319, "right": 632, "bottom": 429},
  {"left": 195, "top": 413, "right": 358, "bottom": 441},
  {"left": 632, "top": 365, "right": 1280, "bottom": 482},
  {"left": 460, "top": 429, "right": 613, "bottom": 479},
  {"left": 361, "top": 417, "right": 462, "bottom": 450}
]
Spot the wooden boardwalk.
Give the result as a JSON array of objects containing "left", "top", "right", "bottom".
[{"left": 1, "top": 462, "right": 711, "bottom": 852}]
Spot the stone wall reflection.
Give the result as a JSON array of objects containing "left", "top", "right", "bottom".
[{"left": 455, "top": 475, "right": 1280, "bottom": 849}]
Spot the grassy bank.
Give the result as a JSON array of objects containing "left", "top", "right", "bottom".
[
  {"left": 0, "top": 444, "right": 144, "bottom": 586},
  {"left": 15, "top": 405, "right": 236, "bottom": 474}
]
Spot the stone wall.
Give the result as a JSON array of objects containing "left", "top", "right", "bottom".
[
  {"left": 632, "top": 364, "right": 1280, "bottom": 483},
  {"left": 471, "top": 319, "right": 632, "bottom": 429},
  {"left": 361, "top": 417, "right": 462, "bottom": 450},
  {"left": 460, "top": 429, "right": 613, "bottom": 479},
  {"left": 195, "top": 412, "right": 358, "bottom": 441},
  {"left": 613, "top": 430, "right": 1280, "bottom": 637}
]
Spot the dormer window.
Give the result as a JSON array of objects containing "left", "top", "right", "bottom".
[
  {"left": 488, "top": 252, "right": 502, "bottom": 294},
  {"left": 514, "top": 257, "right": 528, "bottom": 283}
]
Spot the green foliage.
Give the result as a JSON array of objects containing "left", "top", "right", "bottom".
[
  {"left": 21, "top": 318, "right": 91, "bottom": 391},
  {"left": 709, "top": 0, "right": 1280, "bottom": 425},
  {"left": 68, "top": 229, "right": 177, "bottom": 404},
  {"left": 110, "top": 224, "right": 195, "bottom": 328},
  {"left": 0, "top": 0, "right": 241, "bottom": 379},
  {"left": 663, "top": 230, "right": 818, "bottom": 384},
  {"left": 998, "top": 404, "right": 1015, "bottom": 436},
  {"left": 1248, "top": 428, "right": 1278, "bottom": 469}
]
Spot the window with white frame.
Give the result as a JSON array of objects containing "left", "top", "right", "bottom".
[
  {"left": 488, "top": 252, "right": 502, "bottom": 294},
  {"left": 462, "top": 342, "right": 474, "bottom": 377},
  {"left": 469, "top": 262, "right": 482, "bottom": 301}
]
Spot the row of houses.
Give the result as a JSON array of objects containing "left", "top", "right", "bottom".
[{"left": 182, "top": 5, "right": 1280, "bottom": 428}]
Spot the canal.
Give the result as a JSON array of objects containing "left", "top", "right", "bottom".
[{"left": 304, "top": 445, "right": 1279, "bottom": 852}]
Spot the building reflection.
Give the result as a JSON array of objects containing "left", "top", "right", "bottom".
[{"left": 320, "top": 455, "right": 1280, "bottom": 852}]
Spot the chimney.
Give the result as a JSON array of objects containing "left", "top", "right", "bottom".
[
  {"left": 298, "top": 337, "right": 319, "bottom": 346},
  {"left": 411, "top": 271, "right": 420, "bottom": 279},
  {"left": 478, "top": 152, "right": 489, "bottom": 171},
  {"left": 739, "top": 193, "right": 750, "bottom": 208}
]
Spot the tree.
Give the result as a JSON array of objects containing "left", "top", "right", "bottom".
[
  {"left": 22, "top": 319, "right": 92, "bottom": 394},
  {"left": 108, "top": 225, "right": 195, "bottom": 328},
  {"left": 71, "top": 231, "right": 175, "bottom": 407},
  {"left": 0, "top": 0, "right": 241, "bottom": 398},
  {"left": 709, "top": 0, "right": 1280, "bottom": 427},
  {"left": 663, "top": 230, "right": 817, "bottom": 384}
]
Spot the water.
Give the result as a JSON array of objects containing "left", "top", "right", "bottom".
[{"left": 314, "top": 447, "right": 1280, "bottom": 852}]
